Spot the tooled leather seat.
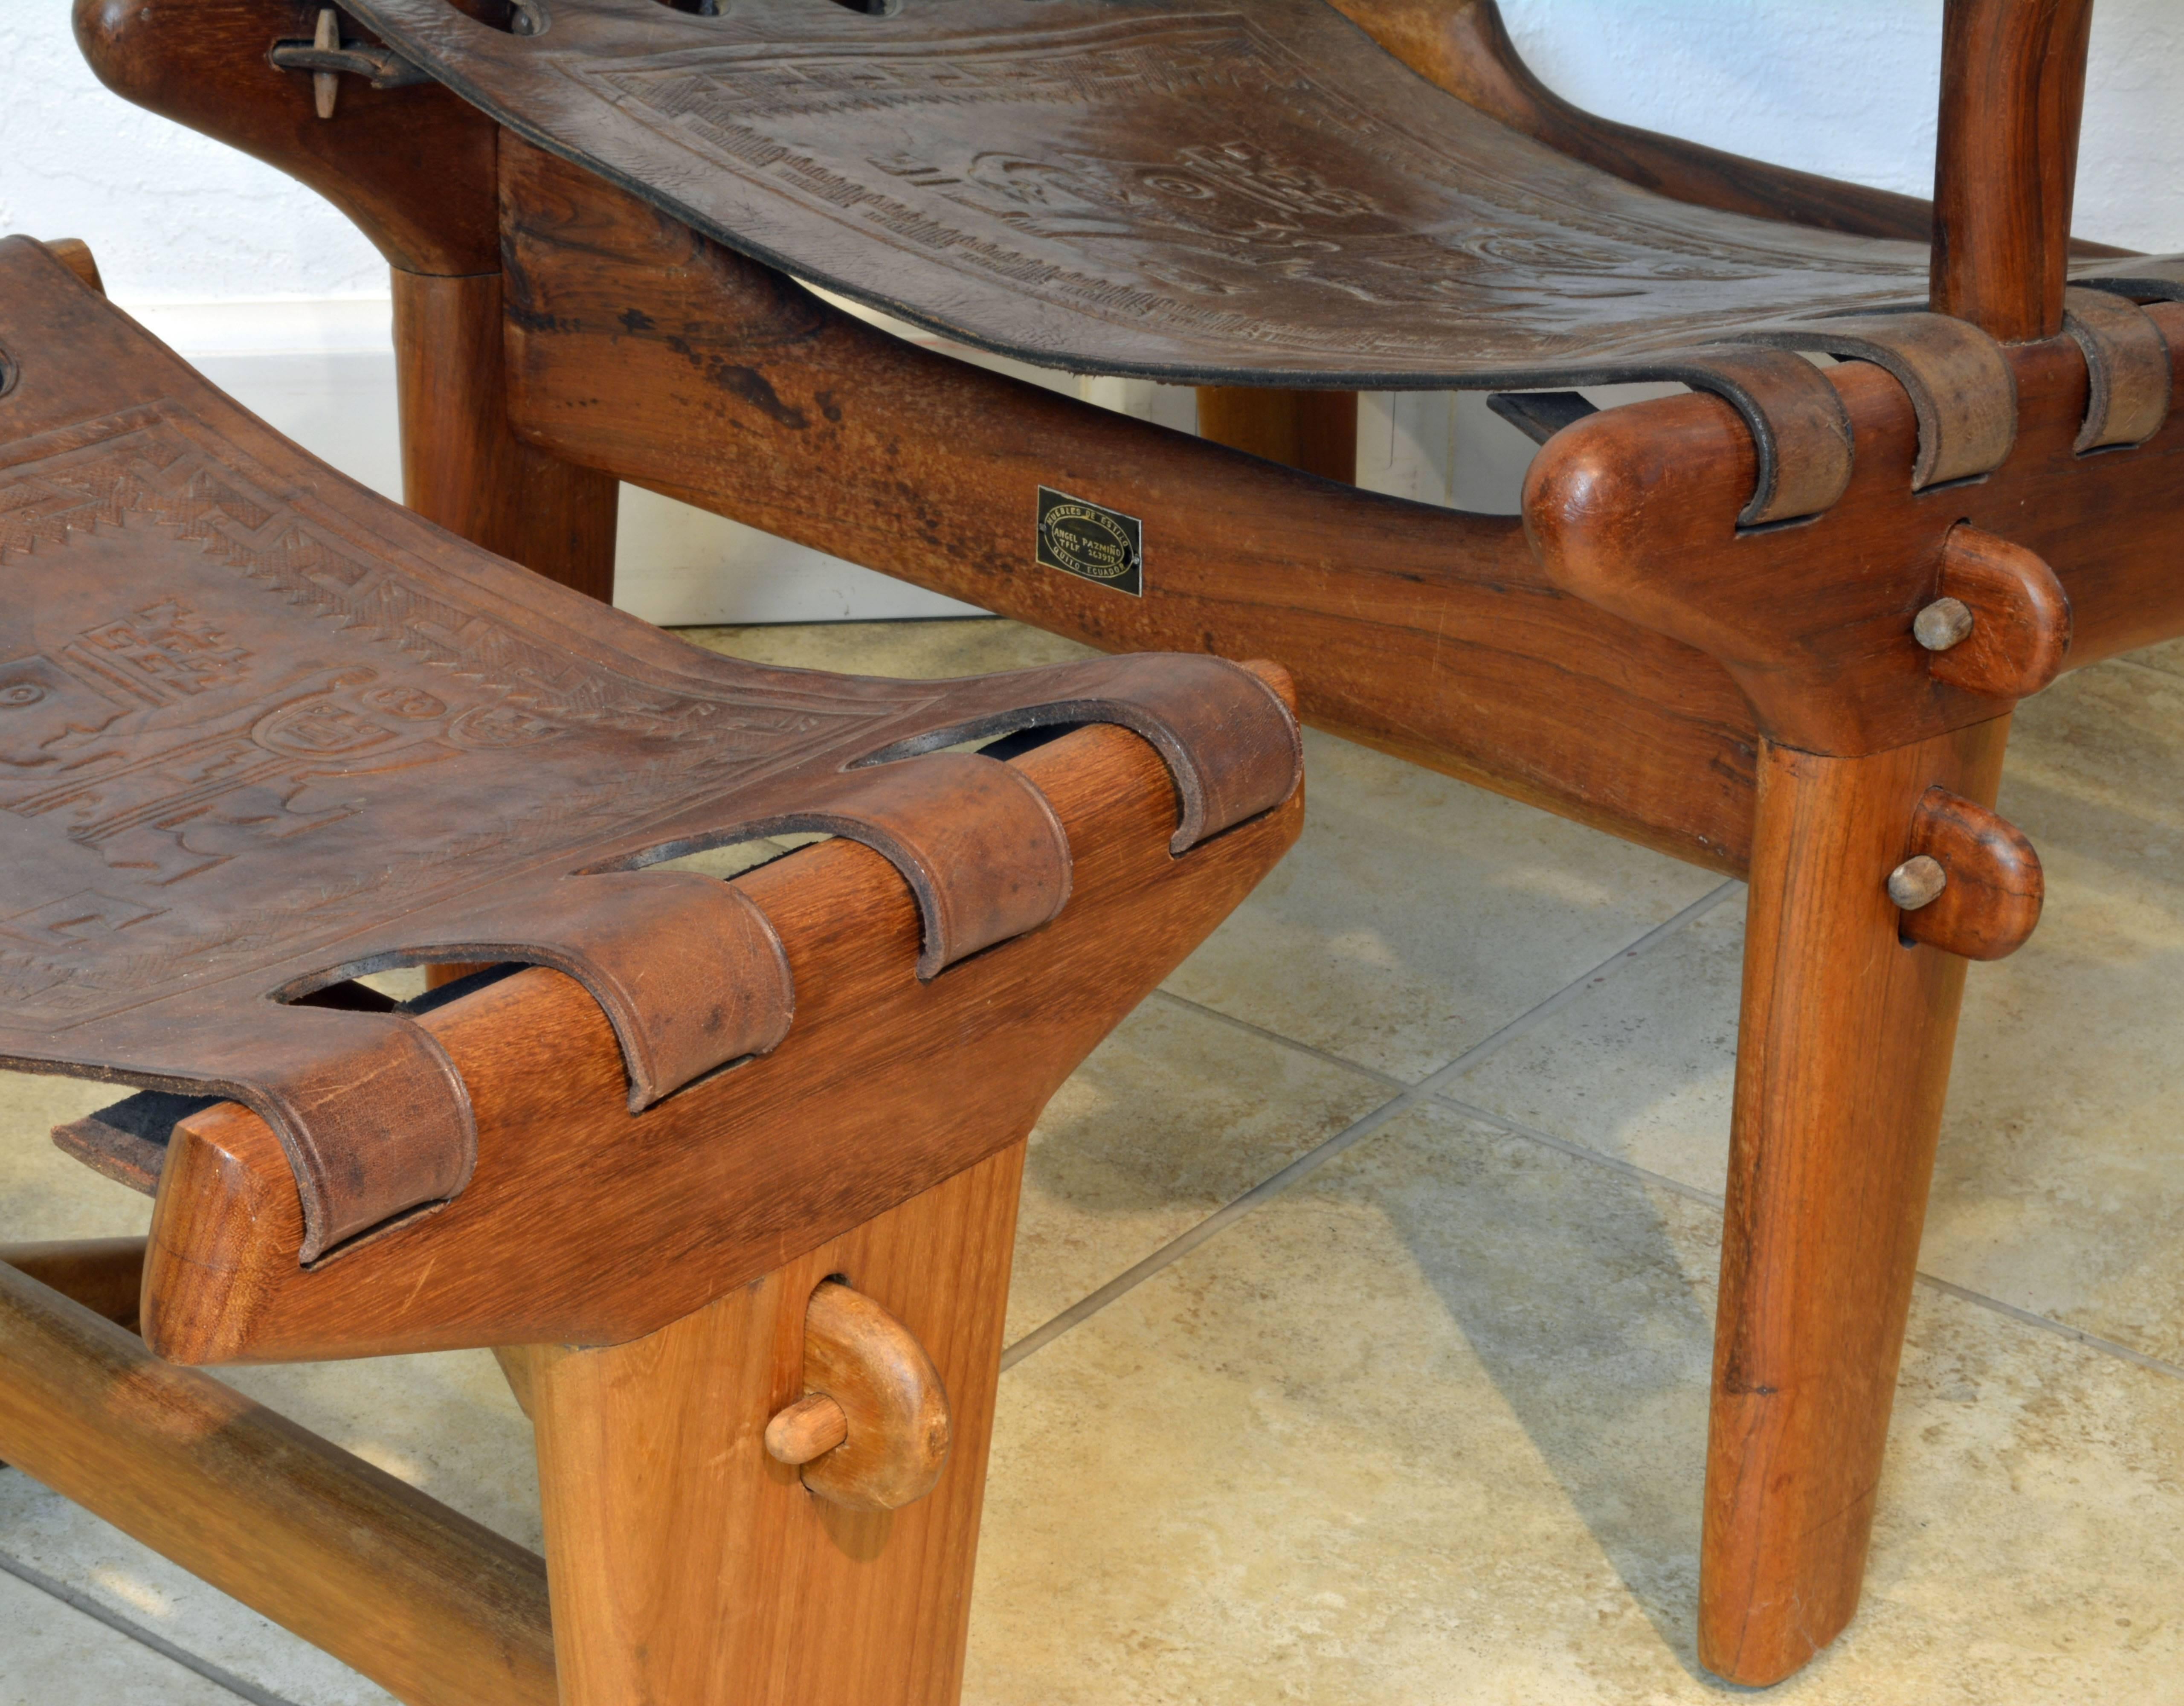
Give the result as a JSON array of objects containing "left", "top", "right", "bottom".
[
  {"left": 336, "top": 0, "right": 2181, "bottom": 382},
  {"left": 307, "top": 0, "right": 2181, "bottom": 527},
  {"left": 0, "top": 235, "right": 1299, "bottom": 1262}
]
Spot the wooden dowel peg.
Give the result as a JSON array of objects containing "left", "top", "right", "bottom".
[
  {"left": 1924, "top": 525, "right": 2071, "bottom": 702},
  {"left": 765, "top": 1392, "right": 850, "bottom": 1466},
  {"left": 312, "top": 9, "right": 340, "bottom": 119},
  {"left": 780, "top": 1280, "right": 951, "bottom": 1512},
  {"left": 1912, "top": 598, "right": 1974, "bottom": 653},
  {"left": 1896, "top": 785, "right": 2043, "bottom": 960},
  {"left": 1886, "top": 854, "right": 1948, "bottom": 911}
]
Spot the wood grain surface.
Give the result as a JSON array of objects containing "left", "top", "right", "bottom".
[
  {"left": 1927, "top": 525, "right": 2073, "bottom": 702},
  {"left": 0, "top": 1260, "right": 556, "bottom": 1706},
  {"left": 499, "top": 140, "right": 1761, "bottom": 874},
  {"left": 531, "top": 1143, "right": 1024, "bottom": 1706},
  {"left": 795, "top": 1281, "right": 954, "bottom": 1512},
  {"left": 142, "top": 706, "right": 1300, "bottom": 1362},
  {"left": 0, "top": 1238, "right": 143, "bottom": 1332},
  {"left": 393, "top": 269, "right": 619, "bottom": 598},
  {"left": 1528, "top": 305, "right": 2184, "bottom": 753},
  {"left": 1700, "top": 717, "right": 2011, "bottom": 1685},
  {"left": 1898, "top": 783, "right": 2045, "bottom": 961},
  {"left": 1931, "top": 0, "right": 2097, "bottom": 340},
  {"left": 72, "top": 0, "right": 501, "bottom": 276},
  {"left": 1195, "top": 388, "right": 1360, "bottom": 485}
]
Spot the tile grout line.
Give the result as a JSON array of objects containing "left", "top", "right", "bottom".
[
  {"left": 1146, "top": 989, "right": 1410, "bottom": 1092},
  {"left": 0, "top": 1545, "right": 304, "bottom": 1706},
  {"left": 1431, "top": 1092, "right": 1728, "bottom": 1209},
  {"left": 1001, "top": 881, "right": 1743, "bottom": 1371},
  {"left": 1039, "top": 875, "right": 2184, "bottom": 1390},
  {"left": 2107, "top": 654, "right": 2184, "bottom": 685},
  {"left": 1436, "top": 1094, "right": 2184, "bottom": 1387},
  {"left": 1908, "top": 1274, "right": 2184, "bottom": 1383}
]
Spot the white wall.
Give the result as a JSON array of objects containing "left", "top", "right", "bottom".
[
  {"left": 1502, "top": 0, "right": 2184, "bottom": 255},
  {"left": 6, "top": 3, "right": 2180, "bottom": 612}
]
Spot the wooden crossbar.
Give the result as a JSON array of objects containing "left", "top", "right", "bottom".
[{"left": 0, "top": 1259, "right": 556, "bottom": 1706}]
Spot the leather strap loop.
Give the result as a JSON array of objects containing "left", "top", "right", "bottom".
[
  {"left": 751, "top": 753, "right": 1073, "bottom": 978},
  {"left": 856, "top": 654, "right": 1304, "bottom": 856},
  {"left": 1484, "top": 348, "right": 1853, "bottom": 525},
  {"left": 1735, "top": 312, "right": 2017, "bottom": 487},
  {"left": 1667, "top": 347, "right": 1855, "bottom": 525},
  {"left": 128, "top": 1008, "right": 478, "bottom": 1264},
  {"left": 401, "top": 872, "right": 795, "bottom": 1108},
  {"left": 2062, "top": 286, "right": 2172, "bottom": 451}
]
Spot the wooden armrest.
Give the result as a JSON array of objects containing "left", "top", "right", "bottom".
[{"left": 74, "top": 0, "right": 498, "bottom": 273}]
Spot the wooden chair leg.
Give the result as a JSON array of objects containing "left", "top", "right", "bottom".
[
  {"left": 1699, "top": 716, "right": 2013, "bottom": 1683},
  {"left": 394, "top": 265, "right": 620, "bottom": 992},
  {"left": 391, "top": 268, "right": 620, "bottom": 601},
  {"left": 529, "top": 1139, "right": 1027, "bottom": 1706},
  {"left": 1195, "top": 385, "right": 1359, "bottom": 483}
]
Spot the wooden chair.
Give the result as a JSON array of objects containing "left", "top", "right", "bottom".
[
  {"left": 0, "top": 235, "right": 1302, "bottom": 1705},
  {"left": 75, "top": 0, "right": 2184, "bottom": 1683}
]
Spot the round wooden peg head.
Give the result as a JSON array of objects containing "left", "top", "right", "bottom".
[
  {"left": 1913, "top": 597, "right": 1975, "bottom": 653},
  {"left": 1886, "top": 854, "right": 1948, "bottom": 911}
]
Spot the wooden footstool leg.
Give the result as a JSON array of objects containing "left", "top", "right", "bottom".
[
  {"left": 1699, "top": 716, "right": 2019, "bottom": 1683},
  {"left": 529, "top": 1140, "right": 1028, "bottom": 1706}
]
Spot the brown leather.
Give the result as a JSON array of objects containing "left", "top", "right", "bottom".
[
  {"left": 2061, "top": 287, "right": 2173, "bottom": 453},
  {"left": 1734, "top": 313, "right": 2018, "bottom": 487},
  {"left": 888, "top": 653, "right": 1308, "bottom": 856},
  {"left": 753, "top": 753, "right": 1072, "bottom": 980},
  {"left": 1480, "top": 344, "right": 1855, "bottom": 525},
  {"left": 0, "top": 238, "right": 1302, "bottom": 1259},
  {"left": 345, "top": 0, "right": 1965, "bottom": 386},
  {"left": 397, "top": 873, "right": 793, "bottom": 1107},
  {"left": 54, "top": 1088, "right": 220, "bottom": 1195},
  {"left": 1663, "top": 348, "right": 1854, "bottom": 525},
  {"left": 2077, "top": 257, "right": 2184, "bottom": 303}
]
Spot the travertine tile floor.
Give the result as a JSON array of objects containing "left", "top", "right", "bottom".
[{"left": 3, "top": 616, "right": 2181, "bottom": 1703}]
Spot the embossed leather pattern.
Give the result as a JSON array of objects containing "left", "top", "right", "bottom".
[
  {"left": 348, "top": 0, "right": 1955, "bottom": 387},
  {"left": 338, "top": 0, "right": 2183, "bottom": 521},
  {"left": 0, "top": 239, "right": 1301, "bottom": 1259}
]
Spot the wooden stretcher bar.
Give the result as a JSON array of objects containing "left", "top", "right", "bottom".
[
  {"left": 495, "top": 138, "right": 1761, "bottom": 873},
  {"left": 0, "top": 1257, "right": 557, "bottom": 1706}
]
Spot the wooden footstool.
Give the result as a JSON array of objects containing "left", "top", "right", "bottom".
[
  {"left": 75, "top": 0, "right": 2184, "bottom": 1680},
  {"left": 0, "top": 236, "right": 1303, "bottom": 1706}
]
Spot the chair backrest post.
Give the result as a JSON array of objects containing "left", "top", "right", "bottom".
[{"left": 1929, "top": 0, "right": 2096, "bottom": 342}]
